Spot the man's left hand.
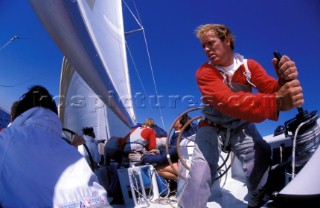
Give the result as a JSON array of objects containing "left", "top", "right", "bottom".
[{"left": 272, "top": 55, "right": 298, "bottom": 85}]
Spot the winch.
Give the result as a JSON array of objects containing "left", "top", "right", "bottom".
[
  {"left": 274, "top": 50, "right": 320, "bottom": 178},
  {"left": 285, "top": 107, "right": 320, "bottom": 178}
]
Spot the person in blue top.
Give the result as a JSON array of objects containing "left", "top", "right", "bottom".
[{"left": 0, "top": 85, "right": 109, "bottom": 207}]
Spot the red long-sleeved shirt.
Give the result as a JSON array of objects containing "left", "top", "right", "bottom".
[{"left": 196, "top": 59, "right": 280, "bottom": 123}]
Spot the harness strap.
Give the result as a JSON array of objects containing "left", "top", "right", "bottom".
[{"left": 243, "top": 59, "right": 256, "bottom": 88}]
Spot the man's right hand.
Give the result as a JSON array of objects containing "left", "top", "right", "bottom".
[{"left": 276, "top": 79, "right": 304, "bottom": 111}]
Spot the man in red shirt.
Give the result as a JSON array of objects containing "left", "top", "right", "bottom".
[{"left": 178, "top": 24, "right": 303, "bottom": 208}]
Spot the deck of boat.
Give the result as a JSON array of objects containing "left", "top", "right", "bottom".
[
  {"left": 102, "top": 154, "right": 249, "bottom": 208},
  {"left": 100, "top": 131, "right": 298, "bottom": 208},
  {"left": 108, "top": 172, "right": 249, "bottom": 208}
]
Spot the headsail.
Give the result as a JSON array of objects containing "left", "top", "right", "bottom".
[
  {"left": 29, "top": 0, "right": 136, "bottom": 128},
  {"left": 59, "top": 57, "right": 131, "bottom": 138}
]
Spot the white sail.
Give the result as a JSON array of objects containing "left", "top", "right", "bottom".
[
  {"left": 29, "top": 0, "right": 135, "bottom": 128},
  {"left": 59, "top": 57, "right": 131, "bottom": 139}
]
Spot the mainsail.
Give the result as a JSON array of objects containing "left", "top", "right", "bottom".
[{"left": 29, "top": 0, "right": 136, "bottom": 132}]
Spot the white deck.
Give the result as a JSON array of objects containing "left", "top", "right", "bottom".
[
  {"left": 102, "top": 154, "right": 250, "bottom": 208},
  {"left": 107, "top": 174, "right": 248, "bottom": 208}
]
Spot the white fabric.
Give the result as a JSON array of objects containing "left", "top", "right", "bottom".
[
  {"left": 156, "top": 137, "right": 166, "bottom": 149},
  {"left": 212, "top": 53, "right": 245, "bottom": 81},
  {"left": 79, "top": 135, "right": 101, "bottom": 165},
  {"left": 0, "top": 107, "right": 109, "bottom": 207},
  {"left": 123, "top": 127, "right": 149, "bottom": 153}
]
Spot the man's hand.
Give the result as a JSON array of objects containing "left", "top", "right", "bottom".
[
  {"left": 149, "top": 149, "right": 160, "bottom": 155},
  {"left": 276, "top": 80, "right": 304, "bottom": 111},
  {"left": 272, "top": 55, "right": 298, "bottom": 85},
  {"left": 70, "top": 134, "right": 85, "bottom": 147},
  {"left": 128, "top": 152, "right": 142, "bottom": 162}
]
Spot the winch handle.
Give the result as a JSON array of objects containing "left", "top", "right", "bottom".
[{"left": 273, "top": 50, "right": 304, "bottom": 115}]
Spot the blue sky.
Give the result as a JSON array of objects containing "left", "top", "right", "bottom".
[{"left": 1, "top": 0, "right": 319, "bottom": 136}]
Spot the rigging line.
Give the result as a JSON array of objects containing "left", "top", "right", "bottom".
[
  {"left": 122, "top": 0, "right": 143, "bottom": 29},
  {"left": 0, "top": 71, "right": 46, "bottom": 88},
  {"left": 141, "top": 29, "right": 166, "bottom": 129},
  {"left": 129, "top": 0, "right": 166, "bottom": 129},
  {"left": 126, "top": 43, "right": 152, "bottom": 106},
  {"left": 0, "top": 35, "right": 20, "bottom": 50},
  {"left": 127, "top": 42, "right": 167, "bottom": 126}
]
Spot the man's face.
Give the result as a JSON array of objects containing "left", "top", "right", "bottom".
[
  {"left": 200, "top": 30, "right": 230, "bottom": 66},
  {"left": 173, "top": 119, "right": 181, "bottom": 131}
]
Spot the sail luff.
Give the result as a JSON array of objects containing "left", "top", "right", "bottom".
[
  {"left": 29, "top": 0, "right": 135, "bottom": 127},
  {"left": 58, "top": 56, "right": 75, "bottom": 124},
  {"left": 77, "top": 0, "right": 136, "bottom": 122}
]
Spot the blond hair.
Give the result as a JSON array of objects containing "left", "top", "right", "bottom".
[
  {"left": 195, "top": 24, "right": 235, "bottom": 50},
  {"left": 143, "top": 118, "right": 155, "bottom": 128}
]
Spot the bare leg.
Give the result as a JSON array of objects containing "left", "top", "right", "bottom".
[{"left": 156, "top": 163, "right": 178, "bottom": 181}]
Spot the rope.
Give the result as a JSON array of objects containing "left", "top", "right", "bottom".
[
  {"left": 0, "top": 35, "right": 46, "bottom": 88},
  {"left": 0, "top": 72, "right": 46, "bottom": 88},
  {"left": 125, "top": 45, "right": 150, "bottom": 105},
  {"left": 123, "top": 0, "right": 166, "bottom": 129},
  {"left": 291, "top": 114, "right": 320, "bottom": 178},
  {"left": 127, "top": 165, "right": 174, "bottom": 206}
]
